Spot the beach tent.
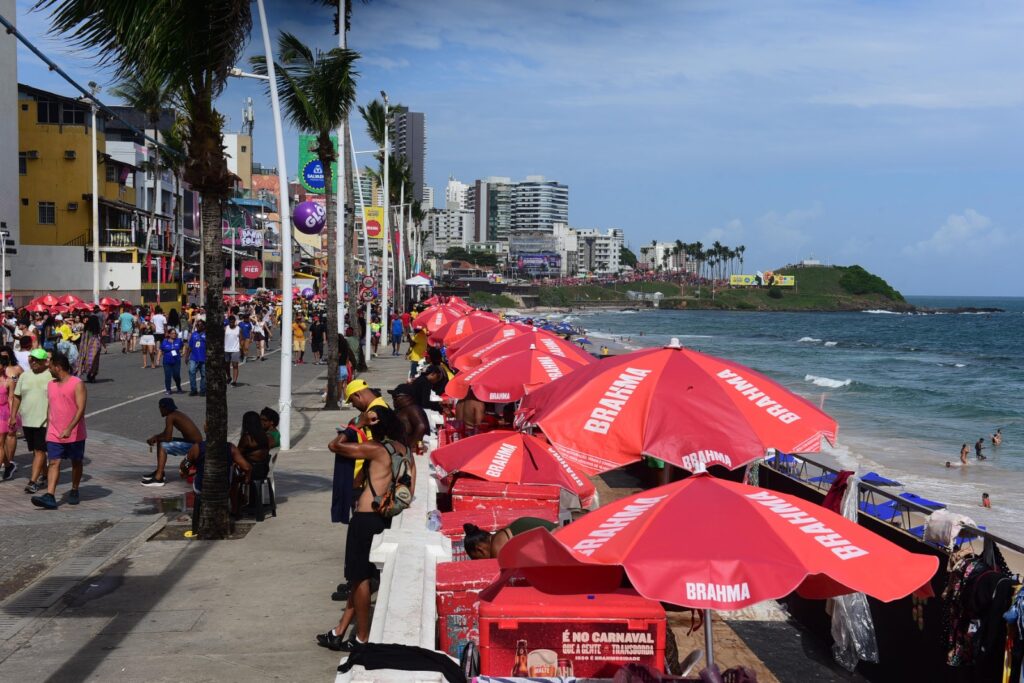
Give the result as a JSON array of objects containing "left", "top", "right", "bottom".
[
  {"left": 404, "top": 274, "right": 432, "bottom": 286},
  {"left": 493, "top": 473, "right": 938, "bottom": 669},
  {"left": 516, "top": 338, "right": 838, "bottom": 477}
]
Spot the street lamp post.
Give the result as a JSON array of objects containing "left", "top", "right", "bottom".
[
  {"left": 0, "top": 229, "right": 8, "bottom": 305},
  {"left": 88, "top": 81, "right": 101, "bottom": 303},
  {"left": 380, "top": 91, "right": 390, "bottom": 348},
  {"left": 253, "top": 0, "right": 295, "bottom": 449},
  {"left": 351, "top": 140, "right": 382, "bottom": 363}
]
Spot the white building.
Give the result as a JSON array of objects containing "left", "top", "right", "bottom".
[
  {"left": 511, "top": 175, "right": 568, "bottom": 235},
  {"left": 0, "top": 0, "right": 18, "bottom": 297},
  {"left": 444, "top": 176, "right": 469, "bottom": 210},
  {"left": 551, "top": 222, "right": 578, "bottom": 277},
  {"left": 638, "top": 241, "right": 696, "bottom": 273},
  {"left": 426, "top": 203, "right": 474, "bottom": 255},
  {"left": 576, "top": 227, "right": 624, "bottom": 276}
]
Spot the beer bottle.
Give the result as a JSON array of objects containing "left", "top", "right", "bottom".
[{"left": 511, "top": 639, "right": 528, "bottom": 675}]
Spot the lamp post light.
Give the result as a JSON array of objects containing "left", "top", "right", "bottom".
[
  {"left": 87, "top": 81, "right": 101, "bottom": 303},
  {"left": 381, "top": 90, "right": 389, "bottom": 349}
]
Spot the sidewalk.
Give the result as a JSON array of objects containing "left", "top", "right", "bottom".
[{"left": 0, "top": 355, "right": 414, "bottom": 681}]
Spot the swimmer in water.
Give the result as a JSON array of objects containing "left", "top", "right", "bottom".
[
  {"left": 992, "top": 429, "right": 1002, "bottom": 446},
  {"left": 981, "top": 493, "right": 991, "bottom": 508},
  {"left": 960, "top": 443, "right": 969, "bottom": 465},
  {"left": 975, "top": 438, "right": 987, "bottom": 460}
]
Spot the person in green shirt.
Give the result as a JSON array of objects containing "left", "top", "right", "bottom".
[
  {"left": 260, "top": 407, "right": 281, "bottom": 449},
  {"left": 10, "top": 349, "right": 53, "bottom": 492}
]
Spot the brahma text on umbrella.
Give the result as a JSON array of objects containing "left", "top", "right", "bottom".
[
  {"left": 571, "top": 495, "right": 666, "bottom": 556},
  {"left": 538, "top": 355, "right": 564, "bottom": 382},
  {"left": 680, "top": 450, "right": 733, "bottom": 470},
  {"left": 716, "top": 369, "right": 802, "bottom": 424},
  {"left": 747, "top": 491, "right": 868, "bottom": 559},
  {"left": 582, "top": 367, "right": 654, "bottom": 435},
  {"left": 486, "top": 443, "right": 518, "bottom": 478},
  {"left": 685, "top": 581, "right": 751, "bottom": 603}
]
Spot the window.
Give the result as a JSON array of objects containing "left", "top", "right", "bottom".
[
  {"left": 62, "top": 107, "right": 86, "bottom": 125},
  {"left": 241, "top": 145, "right": 247, "bottom": 153},
  {"left": 18, "top": 153, "right": 26, "bottom": 175},
  {"left": 37, "top": 100, "right": 59, "bottom": 124},
  {"left": 106, "top": 163, "right": 118, "bottom": 182},
  {"left": 38, "top": 202, "right": 56, "bottom": 225}
]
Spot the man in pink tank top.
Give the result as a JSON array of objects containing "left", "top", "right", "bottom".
[{"left": 30, "top": 351, "right": 87, "bottom": 510}]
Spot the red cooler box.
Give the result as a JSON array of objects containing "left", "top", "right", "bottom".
[
  {"left": 440, "top": 508, "right": 558, "bottom": 561},
  {"left": 479, "top": 587, "right": 666, "bottom": 678},
  {"left": 436, "top": 559, "right": 501, "bottom": 658},
  {"left": 451, "top": 480, "right": 561, "bottom": 516}
]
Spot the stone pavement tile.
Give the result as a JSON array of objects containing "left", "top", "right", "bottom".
[{"left": 0, "top": 521, "right": 112, "bottom": 601}]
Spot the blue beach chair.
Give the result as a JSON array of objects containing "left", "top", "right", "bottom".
[
  {"left": 899, "top": 492, "right": 946, "bottom": 510},
  {"left": 862, "top": 472, "right": 902, "bottom": 487}
]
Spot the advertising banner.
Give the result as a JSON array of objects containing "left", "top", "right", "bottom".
[
  {"left": 239, "top": 228, "right": 264, "bottom": 248},
  {"left": 363, "top": 206, "right": 384, "bottom": 239},
  {"left": 515, "top": 251, "right": 561, "bottom": 275},
  {"left": 297, "top": 133, "right": 339, "bottom": 195},
  {"left": 730, "top": 272, "right": 796, "bottom": 287}
]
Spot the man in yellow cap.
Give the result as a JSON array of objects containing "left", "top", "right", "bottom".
[{"left": 343, "top": 379, "right": 389, "bottom": 414}]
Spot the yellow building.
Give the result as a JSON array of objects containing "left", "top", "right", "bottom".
[{"left": 15, "top": 84, "right": 160, "bottom": 301}]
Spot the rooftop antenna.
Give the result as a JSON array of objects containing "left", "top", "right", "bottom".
[{"left": 242, "top": 97, "right": 255, "bottom": 137}]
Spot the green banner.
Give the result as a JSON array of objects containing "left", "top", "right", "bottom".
[{"left": 297, "top": 134, "right": 339, "bottom": 195}]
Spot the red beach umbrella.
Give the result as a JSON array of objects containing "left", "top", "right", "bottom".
[
  {"left": 120, "top": 299, "right": 134, "bottom": 307},
  {"left": 517, "top": 338, "right": 838, "bottom": 476},
  {"left": 446, "top": 296, "right": 473, "bottom": 313},
  {"left": 453, "top": 329, "right": 593, "bottom": 372},
  {"left": 431, "top": 431, "right": 596, "bottom": 506},
  {"left": 422, "top": 295, "right": 441, "bottom": 306},
  {"left": 428, "top": 310, "right": 501, "bottom": 347},
  {"left": 99, "top": 297, "right": 121, "bottom": 307},
  {"left": 50, "top": 304, "right": 70, "bottom": 315},
  {"left": 445, "top": 322, "right": 531, "bottom": 359},
  {"left": 57, "top": 294, "right": 82, "bottom": 306},
  {"left": 31, "top": 294, "right": 59, "bottom": 307},
  {"left": 411, "top": 304, "right": 463, "bottom": 333},
  {"left": 495, "top": 474, "right": 938, "bottom": 667},
  {"left": 24, "top": 303, "right": 48, "bottom": 313},
  {"left": 445, "top": 346, "right": 589, "bottom": 403}
]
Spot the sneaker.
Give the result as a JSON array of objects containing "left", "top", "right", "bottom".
[
  {"left": 231, "top": 382, "right": 238, "bottom": 388},
  {"left": 316, "top": 630, "right": 364, "bottom": 651},
  {"left": 140, "top": 471, "right": 158, "bottom": 485},
  {"left": 142, "top": 478, "right": 166, "bottom": 488},
  {"left": 24, "top": 480, "right": 41, "bottom": 494},
  {"left": 2, "top": 462, "right": 16, "bottom": 481},
  {"left": 30, "top": 492, "right": 58, "bottom": 509},
  {"left": 164, "top": 390, "right": 172, "bottom": 395},
  {"left": 189, "top": 391, "right": 198, "bottom": 397},
  {"left": 67, "top": 489, "right": 80, "bottom": 505},
  {"left": 176, "top": 388, "right": 184, "bottom": 394}
]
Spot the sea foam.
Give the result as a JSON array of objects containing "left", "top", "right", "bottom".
[
  {"left": 798, "top": 337, "right": 822, "bottom": 343},
  {"left": 863, "top": 310, "right": 901, "bottom": 315},
  {"left": 805, "top": 374, "right": 852, "bottom": 388},
  {"left": 824, "top": 341, "right": 839, "bottom": 347}
]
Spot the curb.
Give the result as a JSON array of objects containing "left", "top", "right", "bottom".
[{"left": 0, "top": 513, "right": 166, "bottom": 659}]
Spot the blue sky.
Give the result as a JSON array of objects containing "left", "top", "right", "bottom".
[{"left": 11, "top": 0, "right": 1024, "bottom": 296}]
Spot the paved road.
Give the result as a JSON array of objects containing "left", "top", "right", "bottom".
[{"left": 0, "top": 339, "right": 341, "bottom": 602}]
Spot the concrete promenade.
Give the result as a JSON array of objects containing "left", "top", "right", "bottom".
[{"left": 0, "top": 354, "right": 413, "bottom": 681}]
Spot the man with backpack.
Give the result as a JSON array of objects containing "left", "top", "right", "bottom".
[{"left": 318, "top": 407, "right": 412, "bottom": 652}]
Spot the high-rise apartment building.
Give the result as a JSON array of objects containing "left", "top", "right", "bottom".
[
  {"left": 445, "top": 176, "right": 469, "bottom": 210},
  {"left": 391, "top": 108, "right": 426, "bottom": 202},
  {"left": 471, "top": 177, "right": 514, "bottom": 243},
  {"left": 576, "top": 228, "right": 624, "bottom": 275},
  {"left": 0, "top": 0, "right": 18, "bottom": 296},
  {"left": 426, "top": 203, "right": 474, "bottom": 255},
  {"left": 421, "top": 185, "right": 434, "bottom": 210},
  {"left": 511, "top": 175, "right": 568, "bottom": 235}
]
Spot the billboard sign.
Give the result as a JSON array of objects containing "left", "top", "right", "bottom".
[
  {"left": 516, "top": 251, "right": 561, "bottom": 276},
  {"left": 241, "top": 260, "right": 263, "bottom": 279},
  {"left": 364, "top": 206, "right": 384, "bottom": 239},
  {"left": 730, "top": 272, "right": 796, "bottom": 287},
  {"left": 297, "top": 133, "right": 338, "bottom": 195}
]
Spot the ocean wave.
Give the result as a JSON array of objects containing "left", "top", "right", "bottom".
[
  {"left": 805, "top": 374, "right": 853, "bottom": 388},
  {"left": 798, "top": 336, "right": 822, "bottom": 343},
  {"left": 824, "top": 341, "right": 838, "bottom": 347},
  {"left": 863, "top": 310, "right": 902, "bottom": 315}
]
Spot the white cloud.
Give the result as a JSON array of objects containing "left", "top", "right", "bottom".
[
  {"left": 756, "top": 205, "right": 822, "bottom": 247},
  {"left": 905, "top": 209, "right": 1012, "bottom": 255},
  {"left": 703, "top": 219, "right": 744, "bottom": 244}
]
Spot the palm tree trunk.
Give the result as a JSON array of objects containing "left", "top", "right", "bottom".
[
  {"left": 321, "top": 137, "right": 340, "bottom": 411},
  {"left": 198, "top": 191, "right": 230, "bottom": 538}
]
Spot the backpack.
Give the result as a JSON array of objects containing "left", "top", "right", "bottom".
[{"left": 369, "top": 440, "right": 413, "bottom": 518}]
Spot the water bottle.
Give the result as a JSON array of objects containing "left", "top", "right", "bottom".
[{"left": 426, "top": 509, "right": 442, "bottom": 532}]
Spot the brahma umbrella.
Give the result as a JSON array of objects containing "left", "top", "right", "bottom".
[
  {"left": 446, "top": 346, "right": 589, "bottom": 403},
  {"left": 517, "top": 338, "right": 838, "bottom": 476},
  {"left": 453, "top": 329, "right": 594, "bottom": 372},
  {"left": 99, "top": 297, "right": 122, "bottom": 307},
  {"left": 445, "top": 322, "right": 531, "bottom": 359},
  {"left": 496, "top": 473, "right": 938, "bottom": 667},
  {"left": 431, "top": 431, "right": 596, "bottom": 507},
  {"left": 428, "top": 310, "right": 501, "bottom": 348},
  {"left": 30, "top": 294, "right": 59, "bottom": 307},
  {"left": 411, "top": 304, "right": 463, "bottom": 333}
]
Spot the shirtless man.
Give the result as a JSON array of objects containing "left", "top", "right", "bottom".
[
  {"left": 975, "top": 438, "right": 986, "bottom": 461},
  {"left": 993, "top": 429, "right": 1002, "bottom": 446},
  {"left": 454, "top": 389, "right": 485, "bottom": 434},
  {"left": 318, "top": 407, "right": 408, "bottom": 651},
  {"left": 142, "top": 397, "right": 204, "bottom": 487},
  {"left": 389, "top": 384, "right": 430, "bottom": 453}
]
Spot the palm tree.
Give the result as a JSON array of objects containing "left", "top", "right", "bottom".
[
  {"left": 110, "top": 73, "right": 176, "bottom": 268},
  {"left": 737, "top": 245, "right": 746, "bottom": 273},
  {"left": 40, "top": 0, "right": 253, "bottom": 539},
  {"left": 252, "top": 33, "right": 358, "bottom": 411},
  {"left": 692, "top": 241, "right": 704, "bottom": 279}
]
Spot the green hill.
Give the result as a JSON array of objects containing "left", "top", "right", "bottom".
[
  {"left": 672, "top": 265, "right": 911, "bottom": 312},
  {"left": 537, "top": 280, "right": 681, "bottom": 307}
]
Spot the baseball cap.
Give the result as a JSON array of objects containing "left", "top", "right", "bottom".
[
  {"left": 344, "top": 379, "right": 370, "bottom": 402},
  {"left": 29, "top": 348, "right": 48, "bottom": 360},
  {"left": 158, "top": 397, "right": 177, "bottom": 412},
  {"left": 388, "top": 383, "right": 415, "bottom": 397}
]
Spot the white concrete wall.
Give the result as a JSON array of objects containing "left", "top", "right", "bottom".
[
  {"left": 0, "top": 0, "right": 18, "bottom": 295},
  {"left": 12, "top": 245, "right": 141, "bottom": 296}
]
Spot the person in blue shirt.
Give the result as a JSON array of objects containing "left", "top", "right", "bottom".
[
  {"left": 390, "top": 315, "right": 403, "bottom": 357},
  {"left": 184, "top": 320, "right": 207, "bottom": 396},
  {"left": 238, "top": 315, "right": 253, "bottom": 363},
  {"left": 118, "top": 308, "right": 136, "bottom": 353},
  {"left": 160, "top": 328, "right": 185, "bottom": 394}
]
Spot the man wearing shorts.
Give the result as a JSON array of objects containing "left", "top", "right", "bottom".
[
  {"left": 11, "top": 349, "right": 52, "bottom": 493},
  {"left": 292, "top": 315, "right": 307, "bottom": 364},
  {"left": 224, "top": 316, "right": 241, "bottom": 387},
  {"left": 142, "top": 397, "right": 204, "bottom": 487},
  {"left": 31, "top": 352, "right": 87, "bottom": 509},
  {"left": 118, "top": 307, "right": 136, "bottom": 353}
]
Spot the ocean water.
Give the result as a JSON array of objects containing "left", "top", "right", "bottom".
[{"left": 556, "top": 297, "right": 1024, "bottom": 542}]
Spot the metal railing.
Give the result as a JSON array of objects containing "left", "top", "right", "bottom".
[{"left": 761, "top": 453, "right": 1024, "bottom": 556}]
